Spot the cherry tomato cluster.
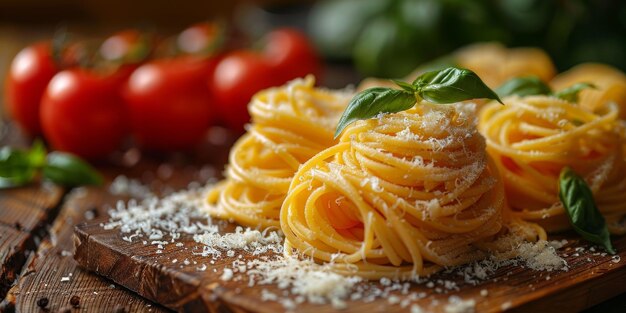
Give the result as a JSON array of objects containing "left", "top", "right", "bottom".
[{"left": 4, "top": 24, "right": 321, "bottom": 159}]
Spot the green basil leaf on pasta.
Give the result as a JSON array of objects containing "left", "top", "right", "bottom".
[
  {"left": 392, "top": 79, "right": 417, "bottom": 93},
  {"left": 334, "top": 88, "right": 416, "bottom": 138},
  {"left": 415, "top": 67, "right": 503, "bottom": 104},
  {"left": 496, "top": 76, "right": 552, "bottom": 98},
  {"left": 335, "top": 67, "right": 499, "bottom": 137},
  {"left": 559, "top": 167, "right": 615, "bottom": 254},
  {"left": 43, "top": 152, "right": 104, "bottom": 187},
  {"left": 554, "top": 82, "right": 596, "bottom": 103}
]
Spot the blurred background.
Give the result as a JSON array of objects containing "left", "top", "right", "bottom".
[{"left": 1, "top": 0, "right": 625, "bottom": 86}]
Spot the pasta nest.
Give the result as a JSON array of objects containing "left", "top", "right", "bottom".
[
  {"left": 479, "top": 95, "right": 626, "bottom": 234},
  {"left": 206, "top": 76, "right": 351, "bottom": 228},
  {"left": 281, "top": 103, "right": 541, "bottom": 279}
]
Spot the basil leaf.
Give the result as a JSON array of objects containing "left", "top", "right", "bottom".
[
  {"left": 334, "top": 88, "right": 416, "bottom": 138},
  {"left": 392, "top": 80, "right": 416, "bottom": 93},
  {"left": 415, "top": 68, "right": 503, "bottom": 104},
  {"left": 496, "top": 76, "right": 552, "bottom": 98},
  {"left": 43, "top": 152, "right": 103, "bottom": 187},
  {"left": 559, "top": 167, "right": 615, "bottom": 254},
  {"left": 554, "top": 82, "right": 596, "bottom": 103},
  {"left": 0, "top": 147, "right": 36, "bottom": 187}
]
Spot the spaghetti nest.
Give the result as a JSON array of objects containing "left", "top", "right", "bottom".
[
  {"left": 281, "top": 103, "right": 543, "bottom": 279},
  {"left": 206, "top": 76, "right": 351, "bottom": 228},
  {"left": 479, "top": 95, "right": 626, "bottom": 234}
]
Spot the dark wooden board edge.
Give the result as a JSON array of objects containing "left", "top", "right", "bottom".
[
  {"left": 73, "top": 222, "right": 203, "bottom": 311},
  {"left": 73, "top": 215, "right": 626, "bottom": 313}
]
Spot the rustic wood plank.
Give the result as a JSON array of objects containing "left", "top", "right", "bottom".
[
  {"left": 0, "top": 225, "right": 32, "bottom": 300},
  {"left": 73, "top": 213, "right": 626, "bottom": 313},
  {"left": 0, "top": 185, "right": 64, "bottom": 232},
  {"left": 0, "top": 184, "right": 64, "bottom": 301},
  {"left": 1, "top": 185, "right": 171, "bottom": 313}
]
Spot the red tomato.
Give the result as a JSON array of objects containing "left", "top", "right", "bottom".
[
  {"left": 124, "top": 56, "right": 217, "bottom": 151},
  {"left": 210, "top": 51, "right": 277, "bottom": 132},
  {"left": 263, "top": 28, "right": 321, "bottom": 83},
  {"left": 209, "top": 29, "right": 320, "bottom": 132},
  {"left": 5, "top": 42, "right": 57, "bottom": 136},
  {"left": 41, "top": 69, "right": 130, "bottom": 159}
]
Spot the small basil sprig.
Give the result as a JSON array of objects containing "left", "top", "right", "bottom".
[
  {"left": 496, "top": 76, "right": 552, "bottom": 97},
  {"left": 559, "top": 167, "right": 615, "bottom": 254},
  {"left": 335, "top": 67, "right": 502, "bottom": 138},
  {"left": 496, "top": 76, "right": 596, "bottom": 102},
  {"left": 553, "top": 82, "right": 596, "bottom": 103},
  {"left": 0, "top": 141, "right": 103, "bottom": 188}
]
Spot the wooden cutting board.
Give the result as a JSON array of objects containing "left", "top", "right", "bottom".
[{"left": 74, "top": 212, "right": 626, "bottom": 313}]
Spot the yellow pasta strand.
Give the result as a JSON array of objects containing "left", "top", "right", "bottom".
[
  {"left": 479, "top": 95, "right": 626, "bottom": 234},
  {"left": 206, "top": 76, "right": 351, "bottom": 228},
  {"left": 281, "top": 103, "right": 544, "bottom": 279}
]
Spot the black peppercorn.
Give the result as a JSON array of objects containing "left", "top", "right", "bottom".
[
  {"left": 70, "top": 295, "right": 80, "bottom": 308},
  {"left": 36, "top": 297, "right": 49, "bottom": 308}
]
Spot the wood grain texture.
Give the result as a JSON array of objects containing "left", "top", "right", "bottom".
[
  {"left": 74, "top": 214, "right": 626, "bottom": 313},
  {"left": 0, "top": 185, "right": 64, "bottom": 232},
  {"left": 0, "top": 184, "right": 64, "bottom": 301},
  {"left": 0, "top": 225, "right": 31, "bottom": 300},
  {"left": 2, "top": 186, "right": 171, "bottom": 313}
]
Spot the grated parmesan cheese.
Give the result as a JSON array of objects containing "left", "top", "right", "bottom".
[
  {"left": 444, "top": 296, "right": 476, "bottom": 313},
  {"left": 102, "top": 181, "right": 573, "bottom": 311},
  {"left": 221, "top": 268, "right": 234, "bottom": 281},
  {"left": 410, "top": 304, "right": 424, "bottom": 313},
  {"left": 516, "top": 242, "right": 567, "bottom": 271}
]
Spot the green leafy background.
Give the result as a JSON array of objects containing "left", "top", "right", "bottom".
[{"left": 310, "top": 0, "right": 626, "bottom": 78}]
